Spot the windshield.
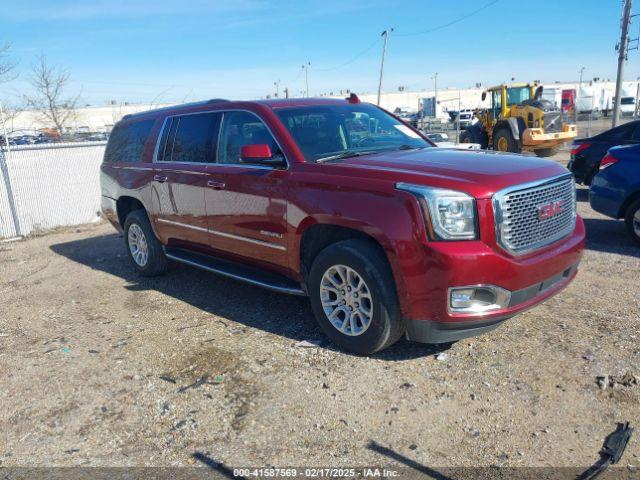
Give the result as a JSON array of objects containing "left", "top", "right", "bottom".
[
  {"left": 275, "top": 103, "right": 431, "bottom": 162},
  {"left": 506, "top": 87, "right": 531, "bottom": 106}
]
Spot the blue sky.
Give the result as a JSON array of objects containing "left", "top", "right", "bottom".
[{"left": 0, "top": 0, "right": 634, "bottom": 105}]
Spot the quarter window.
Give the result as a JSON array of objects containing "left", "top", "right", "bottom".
[{"left": 104, "top": 119, "right": 154, "bottom": 163}]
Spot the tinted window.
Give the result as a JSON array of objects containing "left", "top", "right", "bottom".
[
  {"left": 159, "top": 113, "right": 220, "bottom": 163},
  {"left": 218, "top": 111, "right": 282, "bottom": 165},
  {"left": 103, "top": 119, "right": 154, "bottom": 163}
]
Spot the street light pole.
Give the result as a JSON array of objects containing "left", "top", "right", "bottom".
[
  {"left": 274, "top": 80, "right": 280, "bottom": 98},
  {"left": 302, "top": 62, "right": 310, "bottom": 97},
  {"left": 576, "top": 66, "right": 584, "bottom": 125},
  {"left": 377, "top": 28, "right": 393, "bottom": 106}
]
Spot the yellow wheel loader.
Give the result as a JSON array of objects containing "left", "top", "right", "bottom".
[{"left": 459, "top": 83, "right": 577, "bottom": 157}]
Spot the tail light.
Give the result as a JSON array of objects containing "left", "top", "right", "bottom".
[
  {"left": 600, "top": 153, "right": 619, "bottom": 170},
  {"left": 570, "top": 142, "right": 591, "bottom": 157}
]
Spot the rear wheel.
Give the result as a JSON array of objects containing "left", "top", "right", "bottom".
[
  {"left": 459, "top": 130, "right": 474, "bottom": 144},
  {"left": 492, "top": 127, "right": 520, "bottom": 153},
  {"left": 307, "top": 240, "right": 404, "bottom": 355},
  {"left": 534, "top": 147, "right": 559, "bottom": 158},
  {"left": 123, "top": 209, "right": 168, "bottom": 276},
  {"left": 624, "top": 199, "right": 640, "bottom": 246}
]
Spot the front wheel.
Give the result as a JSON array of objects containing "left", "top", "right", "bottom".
[
  {"left": 624, "top": 199, "right": 640, "bottom": 246},
  {"left": 123, "top": 209, "right": 168, "bottom": 276},
  {"left": 307, "top": 240, "right": 404, "bottom": 355},
  {"left": 492, "top": 128, "right": 520, "bottom": 153}
]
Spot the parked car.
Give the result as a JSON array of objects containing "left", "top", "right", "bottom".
[
  {"left": 589, "top": 144, "right": 640, "bottom": 244},
  {"left": 101, "top": 96, "right": 584, "bottom": 354},
  {"left": 568, "top": 120, "right": 640, "bottom": 185}
]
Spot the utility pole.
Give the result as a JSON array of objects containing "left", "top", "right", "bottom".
[
  {"left": 302, "top": 62, "right": 310, "bottom": 97},
  {"left": 432, "top": 72, "right": 438, "bottom": 119},
  {"left": 284, "top": 87, "right": 289, "bottom": 99},
  {"left": 377, "top": 28, "right": 393, "bottom": 106},
  {"left": 576, "top": 66, "right": 585, "bottom": 124},
  {"left": 274, "top": 80, "right": 280, "bottom": 98},
  {"left": 613, "top": 0, "right": 633, "bottom": 127}
]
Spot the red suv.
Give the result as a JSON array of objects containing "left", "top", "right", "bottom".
[{"left": 101, "top": 96, "right": 585, "bottom": 354}]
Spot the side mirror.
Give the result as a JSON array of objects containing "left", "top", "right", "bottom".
[
  {"left": 239, "top": 144, "right": 285, "bottom": 167},
  {"left": 534, "top": 85, "right": 543, "bottom": 100},
  {"left": 481, "top": 92, "right": 487, "bottom": 101}
]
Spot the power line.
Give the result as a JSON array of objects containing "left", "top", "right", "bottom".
[
  {"left": 314, "top": 36, "right": 382, "bottom": 71},
  {"left": 395, "top": 0, "right": 500, "bottom": 37}
]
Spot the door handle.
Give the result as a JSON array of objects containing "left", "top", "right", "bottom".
[
  {"left": 207, "top": 180, "right": 226, "bottom": 190},
  {"left": 153, "top": 174, "right": 168, "bottom": 183}
]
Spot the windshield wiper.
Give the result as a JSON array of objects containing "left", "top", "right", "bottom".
[{"left": 316, "top": 150, "right": 378, "bottom": 163}]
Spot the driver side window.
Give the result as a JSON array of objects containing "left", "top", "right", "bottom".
[{"left": 217, "top": 111, "right": 282, "bottom": 165}]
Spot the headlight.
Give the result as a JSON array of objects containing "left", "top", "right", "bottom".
[{"left": 396, "top": 183, "right": 477, "bottom": 240}]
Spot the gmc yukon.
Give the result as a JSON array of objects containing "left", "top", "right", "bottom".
[{"left": 100, "top": 95, "right": 585, "bottom": 354}]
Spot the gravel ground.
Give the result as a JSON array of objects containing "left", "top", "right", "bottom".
[{"left": 0, "top": 153, "right": 639, "bottom": 474}]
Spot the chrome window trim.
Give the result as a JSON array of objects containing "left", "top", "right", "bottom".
[
  {"left": 492, "top": 172, "right": 576, "bottom": 256},
  {"left": 157, "top": 218, "right": 286, "bottom": 251},
  {"left": 151, "top": 108, "right": 290, "bottom": 170},
  {"left": 157, "top": 218, "right": 208, "bottom": 233}
]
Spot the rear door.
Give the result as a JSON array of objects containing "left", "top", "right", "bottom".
[
  {"left": 203, "top": 110, "right": 289, "bottom": 271},
  {"left": 151, "top": 111, "right": 221, "bottom": 248}
]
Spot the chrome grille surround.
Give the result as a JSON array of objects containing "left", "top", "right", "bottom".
[{"left": 493, "top": 173, "right": 576, "bottom": 256}]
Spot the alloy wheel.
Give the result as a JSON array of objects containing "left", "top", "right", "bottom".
[
  {"left": 128, "top": 223, "right": 149, "bottom": 267},
  {"left": 319, "top": 264, "right": 373, "bottom": 336}
]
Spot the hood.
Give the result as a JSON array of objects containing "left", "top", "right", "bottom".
[{"left": 324, "top": 147, "right": 568, "bottom": 199}]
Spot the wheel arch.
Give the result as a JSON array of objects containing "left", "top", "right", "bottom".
[
  {"left": 618, "top": 189, "right": 640, "bottom": 219},
  {"left": 116, "top": 196, "right": 146, "bottom": 229}
]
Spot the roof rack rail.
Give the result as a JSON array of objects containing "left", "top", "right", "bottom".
[{"left": 120, "top": 98, "right": 231, "bottom": 121}]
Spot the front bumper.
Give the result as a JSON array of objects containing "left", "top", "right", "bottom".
[
  {"left": 522, "top": 125, "right": 577, "bottom": 148},
  {"left": 400, "top": 216, "right": 585, "bottom": 343},
  {"left": 405, "top": 262, "right": 579, "bottom": 343}
]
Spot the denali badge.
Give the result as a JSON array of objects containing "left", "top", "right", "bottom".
[{"left": 537, "top": 200, "right": 565, "bottom": 221}]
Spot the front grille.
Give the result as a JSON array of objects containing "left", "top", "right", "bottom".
[
  {"left": 493, "top": 175, "right": 576, "bottom": 255},
  {"left": 543, "top": 112, "right": 563, "bottom": 133}
]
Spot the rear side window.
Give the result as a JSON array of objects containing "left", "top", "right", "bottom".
[
  {"left": 158, "top": 112, "right": 221, "bottom": 163},
  {"left": 104, "top": 119, "right": 154, "bottom": 163}
]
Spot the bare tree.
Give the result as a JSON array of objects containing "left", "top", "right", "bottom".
[
  {"left": 0, "top": 42, "right": 17, "bottom": 83},
  {"left": 23, "top": 53, "right": 79, "bottom": 134}
]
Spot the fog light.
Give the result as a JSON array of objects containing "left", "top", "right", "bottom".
[{"left": 449, "top": 285, "right": 511, "bottom": 314}]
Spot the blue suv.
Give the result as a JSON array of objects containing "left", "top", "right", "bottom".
[{"left": 589, "top": 144, "right": 640, "bottom": 244}]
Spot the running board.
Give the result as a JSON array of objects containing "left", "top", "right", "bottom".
[{"left": 164, "top": 248, "right": 306, "bottom": 296}]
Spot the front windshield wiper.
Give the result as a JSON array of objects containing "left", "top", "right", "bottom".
[{"left": 316, "top": 150, "right": 378, "bottom": 163}]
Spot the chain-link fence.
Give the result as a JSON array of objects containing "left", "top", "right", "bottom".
[{"left": 0, "top": 141, "right": 106, "bottom": 239}]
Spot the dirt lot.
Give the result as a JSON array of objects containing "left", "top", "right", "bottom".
[{"left": 1, "top": 153, "right": 639, "bottom": 474}]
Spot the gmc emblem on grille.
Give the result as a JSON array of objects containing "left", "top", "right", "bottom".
[{"left": 537, "top": 200, "right": 565, "bottom": 221}]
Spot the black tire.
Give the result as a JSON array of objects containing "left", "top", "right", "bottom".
[
  {"left": 492, "top": 127, "right": 520, "bottom": 153},
  {"left": 123, "top": 209, "right": 168, "bottom": 276},
  {"left": 307, "top": 239, "right": 404, "bottom": 355},
  {"left": 534, "top": 147, "right": 559, "bottom": 158},
  {"left": 459, "top": 130, "right": 474, "bottom": 144},
  {"left": 624, "top": 199, "right": 640, "bottom": 246}
]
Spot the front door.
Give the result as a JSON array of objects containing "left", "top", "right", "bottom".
[
  {"left": 204, "top": 110, "right": 289, "bottom": 272},
  {"left": 151, "top": 112, "right": 221, "bottom": 248}
]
